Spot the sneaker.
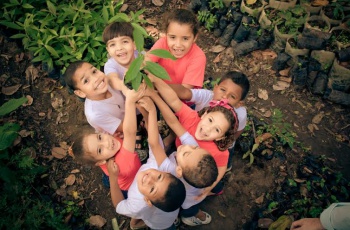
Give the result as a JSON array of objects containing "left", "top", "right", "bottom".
[
  {"left": 181, "top": 211, "right": 212, "bottom": 226},
  {"left": 174, "top": 217, "right": 180, "bottom": 227}
]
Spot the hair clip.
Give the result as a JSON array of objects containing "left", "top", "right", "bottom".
[{"left": 209, "top": 99, "right": 238, "bottom": 132}]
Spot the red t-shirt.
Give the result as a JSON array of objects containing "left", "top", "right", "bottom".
[
  {"left": 99, "top": 138, "right": 141, "bottom": 190},
  {"left": 175, "top": 104, "right": 229, "bottom": 167},
  {"left": 149, "top": 37, "right": 206, "bottom": 88}
]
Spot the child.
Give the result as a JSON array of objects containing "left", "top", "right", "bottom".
[
  {"left": 63, "top": 61, "right": 148, "bottom": 162},
  {"left": 151, "top": 76, "right": 238, "bottom": 199},
  {"left": 68, "top": 86, "right": 144, "bottom": 197},
  {"left": 170, "top": 71, "right": 250, "bottom": 171},
  {"left": 147, "top": 8, "right": 205, "bottom": 90},
  {"left": 102, "top": 21, "right": 148, "bottom": 156},
  {"left": 102, "top": 21, "right": 137, "bottom": 81},
  {"left": 107, "top": 96, "right": 187, "bottom": 230},
  {"left": 143, "top": 93, "right": 218, "bottom": 226}
]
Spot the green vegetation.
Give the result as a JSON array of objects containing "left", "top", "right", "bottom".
[
  {"left": 0, "top": 98, "right": 70, "bottom": 229},
  {"left": 0, "top": 0, "right": 173, "bottom": 89},
  {"left": 197, "top": 0, "right": 224, "bottom": 31},
  {"left": 275, "top": 5, "right": 307, "bottom": 35}
]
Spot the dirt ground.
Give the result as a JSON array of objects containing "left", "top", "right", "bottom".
[{"left": 1, "top": 0, "right": 350, "bottom": 229}]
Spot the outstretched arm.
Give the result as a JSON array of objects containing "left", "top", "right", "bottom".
[
  {"left": 107, "top": 159, "right": 124, "bottom": 207},
  {"left": 122, "top": 85, "right": 145, "bottom": 153},
  {"left": 137, "top": 97, "right": 166, "bottom": 166},
  {"left": 150, "top": 76, "right": 183, "bottom": 113},
  {"left": 167, "top": 84, "right": 193, "bottom": 101},
  {"left": 146, "top": 88, "right": 187, "bottom": 138}
]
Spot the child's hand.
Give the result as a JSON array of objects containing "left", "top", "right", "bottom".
[
  {"left": 195, "top": 187, "right": 210, "bottom": 201},
  {"left": 137, "top": 97, "right": 156, "bottom": 113},
  {"left": 124, "top": 84, "right": 146, "bottom": 103},
  {"left": 107, "top": 158, "right": 119, "bottom": 179}
]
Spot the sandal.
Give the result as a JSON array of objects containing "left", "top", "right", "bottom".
[{"left": 135, "top": 129, "right": 148, "bottom": 162}]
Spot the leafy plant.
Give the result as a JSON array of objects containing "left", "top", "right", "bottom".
[
  {"left": 0, "top": 0, "right": 142, "bottom": 73},
  {"left": 275, "top": 5, "right": 307, "bottom": 34},
  {"left": 0, "top": 97, "right": 71, "bottom": 229},
  {"left": 197, "top": 10, "right": 218, "bottom": 31},
  {"left": 209, "top": 0, "right": 224, "bottom": 10}
]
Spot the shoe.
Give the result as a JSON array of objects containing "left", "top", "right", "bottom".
[
  {"left": 181, "top": 211, "right": 212, "bottom": 226},
  {"left": 130, "top": 218, "right": 147, "bottom": 230},
  {"left": 174, "top": 217, "right": 180, "bottom": 227},
  {"left": 226, "top": 165, "right": 232, "bottom": 172}
]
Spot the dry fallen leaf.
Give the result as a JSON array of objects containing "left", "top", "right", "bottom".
[
  {"left": 19, "top": 129, "right": 33, "bottom": 138},
  {"left": 71, "top": 169, "right": 80, "bottom": 173},
  {"left": 264, "top": 110, "right": 272, "bottom": 118},
  {"left": 56, "top": 187, "right": 67, "bottom": 197},
  {"left": 255, "top": 133, "right": 272, "bottom": 144},
  {"left": 218, "top": 210, "right": 226, "bottom": 218},
  {"left": 146, "top": 18, "right": 157, "bottom": 26},
  {"left": 65, "top": 174, "right": 76, "bottom": 186},
  {"left": 22, "top": 95, "right": 33, "bottom": 106},
  {"left": 213, "top": 53, "right": 222, "bottom": 63},
  {"left": 294, "top": 178, "right": 306, "bottom": 183},
  {"left": 152, "top": 0, "right": 164, "bottom": 6},
  {"left": 1, "top": 84, "right": 22, "bottom": 95},
  {"left": 312, "top": 112, "right": 324, "bottom": 124},
  {"left": 261, "top": 50, "right": 277, "bottom": 60},
  {"left": 255, "top": 193, "right": 265, "bottom": 204},
  {"left": 89, "top": 215, "right": 107, "bottom": 228},
  {"left": 246, "top": 0, "right": 257, "bottom": 5},
  {"left": 273, "top": 81, "right": 290, "bottom": 91},
  {"left": 209, "top": 45, "right": 226, "bottom": 53},
  {"left": 307, "top": 123, "right": 315, "bottom": 134},
  {"left": 258, "top": 88, "right": 269, "bottom": 100},
  {"left": 52, "top": 147, "right": 67, "bottom": 159},
  {"left": 279, "top": 68, "right": 290, "bottom": 76}
]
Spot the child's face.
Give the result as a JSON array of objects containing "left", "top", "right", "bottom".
[
  {"left": 213, "top": 79, "right": 243, "bottom": 108},
  {"left": 175, "top": 145, "right": 208, "bottom": 169},
  {"left": 84, "top": 133, "right": 121, "bottom": 165},
  {"left": 106, "top": 36, "right": 136, "bottom": 68},
  {"left": 166, "top": 22, "right": 197, "bottom": 59},
  {"left": 195, "top": 111, "right": 230, "bottom": 141},
  {"left": 73, "top": 63, "right": 109, "bottom": 100},
  {"left": 137, "top": 169, "right": 171, "bottom": 201}
]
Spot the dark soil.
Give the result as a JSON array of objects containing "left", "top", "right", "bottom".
[{"left": 1, "top": 0, "right": 350, "bottom": 229}]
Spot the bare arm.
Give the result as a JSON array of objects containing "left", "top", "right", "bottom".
[
  {"left": 196, "top": 166, "right": 226, "bottom": 200},
  {"left": 168, "top": 84, "right": 193, "bottom": 101},
  {"left": 151, "top": 77, "right": 183, "bottom": 113},
  {"left": 107, "top": 73, "right": 124, "bottom": 91},
  {"left": 122, "top": 86, "right": 145, "bottom": 152},
  {"left": 137, "top": 97, "right": 166, "bottom": 166},
  {"left": 148, "top": 90, "right": 187, "bottom": 138},
  {"left": 107, "top": 159, "right": 125, "bottom": 208}
]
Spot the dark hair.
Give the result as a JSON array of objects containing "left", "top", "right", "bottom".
[
  {"left": 219, "top": 71, "right": 250, "bottom": 100},
  {"left": 198, "top": 105, "right": 237, "bottom": 151},
  {"left": 103, "top": 21, "right": 134, "bottom": 43},
  {"left": 62, "top": 60, "right": 88, "bottom": 100},
  {"left": 151, "top": 173, "right": 185, "bottom": 212},
  {"left": 182, "top": 154, "right": 218, "bottom": 188},
  {"left": 162, "top": 9, "right": 199, "bottom": 37},
  {"left": 70, "top": 132, "right": 96, "bottom": 165}
]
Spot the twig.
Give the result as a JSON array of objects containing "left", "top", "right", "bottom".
[{"left": 251, "top": 119, "right": 256, "bottom": 139}]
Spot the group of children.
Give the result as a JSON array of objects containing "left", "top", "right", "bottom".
[{"left": 64, "top": 8, "right": 250, "bottom": 230}]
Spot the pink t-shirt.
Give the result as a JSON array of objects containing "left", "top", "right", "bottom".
[
  {"left": 99, "top": 138, "right": 141, "bottom": 191},
  {"left": 175, "top": 104, "right": 229, "bottom": 167},
  {"left": 149, "top": 37, "right": 206, "bottom": 88}
]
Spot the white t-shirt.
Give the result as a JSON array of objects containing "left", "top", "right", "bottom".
[
  {"left": 104, "top": 50, "right": 139, "bottom": 79},
  {"left": 168, "top": 132, "right": 205, "bottom": 210},
  {"left": 116, "top": 135, "right": 178, "bottom": 229},
  {"left": 190, "top": 88, "right": 247, "bottom": 147},
  {"left": 84, "top": 85, "right": 125, "bottom": 134}
]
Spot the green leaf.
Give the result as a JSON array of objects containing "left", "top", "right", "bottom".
[
  {"left": 143, "top": 74, "right": 154, "bottom": 89},
  {"left": 131, "top": 72, "right": 142, "bottom": 90},
  {"left": 0, "top": 21, "right": 23, "bottom": 30},
  {"left": 0, "top": 123, "right": 21, "bottom": 151},
  {"left": 148, "top": 49, "right": 176, "bottom": 60},
  {"left": 46, "top": 1, "right": 56, "bottom": 15},
  {"left": 242, "top": 151, "right": 251, "bottom": 159},
  {"left": 10, "top": 34, "right": 26, "bottom": 39},
  {"left": 143, "top": 61, "right": 170, "bottom": 80},
  {"left": 133, "top": 28, "right": 144, "bottom": 52},
  {"left": 102, "top": 5, "right": 108, "bottom": 23},
  {"left": 131, "top": 22, "right": 148, "bottom": 37},
  {"left": 22, "top": 3, "right": 34, "bottom": 9},
  {"left": 44, "top": 45, "right": 59, "bottom": 58},
  {"left": 251, "top": 143, "right": 259, "bottom": 153},
  {"left": 108, "top": 13, "right": 129, "bottom": 23},
  {"left": 249, "top": 153, "right": 254, "bottom": 165},
  {"left": 125, "top": 56, "right": 143, "bottom": 83},
  {"left": 0, "top": 97, "right": 28, "bottom": 116}
]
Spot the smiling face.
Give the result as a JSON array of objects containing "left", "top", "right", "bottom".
[
  {"left": 72, "top": 63, "right": 109, "bottom": 100},
  {"left": 106, "top": 36, "right": 136, "bottom": 68},
  {"left": 166, "top": 22, "right": 197, "bottom": 59},
  {"left": 195, "top": 111, "right": 230, "bottom": 141},
  {"left": 137, "top": 169, "right": 172, "bottom": 201},
  {"left": 84, "top": 133, "right": 121, "bottom": 165},
  {"left": 213, "top": 79, "right": 243, "bottom": 108},
  {"left": 175, "top": 145, "right": 208, "bottom": 169}
]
